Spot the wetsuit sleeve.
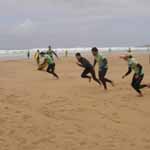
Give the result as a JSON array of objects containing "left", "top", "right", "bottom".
[
  {"left": 52, "top": 51, "right": 58, "bottom": 58},
  {"left": 93, "top": 59, "right": 97, "bottom": 67},
  {"left": 137, "top": 64, "right": 143, "bottom": 76},
  {"left": 124, "top": 67, "right": 132, "bottom": 77},
  {"left": 77, "top": 63, "right": 84, "bottom": 67},
  {"left": 77, "top": 58, "right": 84, "bottom": 68}
]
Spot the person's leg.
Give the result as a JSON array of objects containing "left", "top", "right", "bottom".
[
  {"left": 37, "top": 58, "right": 40, "bottom": 65},
  {"left": 103, "top": 68, "right": 114, "bottom": 86},
  {"left": 138, "top": 75, "right": 148, "bottom": 89},
  {"left": 99, "top": 69, "right": 107, "bottom": 90},
  {"left": 51, "top": 64, "right": 59, "bottom": 78},
  {"left": 131, "top": 74, "right": 146, "bottom": 95},
  {"left": 47, "top": 64, "right": 59, "bottom": 78},
  {"left": 81, "top": 69, "right": 91, "bottom": 81},
  {"left": 47, "top": 64, "right": 52, "bottom": 72},
  {"left": 90, "top": 68, "right": 101, "bottom": 85}
]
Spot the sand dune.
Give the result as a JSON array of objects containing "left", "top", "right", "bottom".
[{"left": 0, "top": 53, "right": 150, "bottom": 150}]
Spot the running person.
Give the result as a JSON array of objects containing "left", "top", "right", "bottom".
[
  {"left": 38, "top": 52, "right": 59, "bottom": 79},
  {"left": 75, "top": 53, "right": 101, "bottom": 85},
  {"left": 121, "top": 55, "right": 150, "bottom": 96},
  {"left": 91, "top": 47, "right": 114, "bottom": 90}
]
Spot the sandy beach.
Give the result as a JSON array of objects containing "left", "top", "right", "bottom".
[{"left": 0, "top": 53, "right": 150, "bottom": 150}]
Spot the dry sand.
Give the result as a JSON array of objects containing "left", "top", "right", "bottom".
[{"left": 0, "top": 53, "right": 150, "bottom": 150}]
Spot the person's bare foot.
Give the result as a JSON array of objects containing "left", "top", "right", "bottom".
[
  {"left": 111, "top": 81, "right": 115, "bottom": 87},
  {"left": 104, "top": 87, "right": 108, "bottom": 91},
  {"left": 137, "top": 93, "right": 144, "bottom": 97}
]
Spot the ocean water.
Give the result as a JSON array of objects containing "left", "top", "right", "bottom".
[{"left": 0, "top": 47, "right": 150, "bottom": 60}]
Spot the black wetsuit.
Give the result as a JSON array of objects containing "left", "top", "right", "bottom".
[
  {"left": 47, "top": 63, "right": 59, "bottom": 78},
  {"left": 94, "top": 54, "right": 113, "bottom": 89},
  {"left": 125, "top": 63, "right": 147, "bottom": 94},
  {"left": 78, "top": 57, "right": 101, "bottom": 85}
]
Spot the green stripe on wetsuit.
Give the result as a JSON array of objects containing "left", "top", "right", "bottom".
[
  {"left": 128, "top": 58, "right": 144, "bottom": 75},
  {"left": 44, "top": 54, "right": 54, "bottom": 65},
  {"left": 95, "top": 53, "right": 108, "bottom": 70}
]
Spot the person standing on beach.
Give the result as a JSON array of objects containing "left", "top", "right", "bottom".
[
  {"left": 38, "top": 52, "right": 59, "bottom": 79},
  {"left": 65, "top": 49, "right": 68, "bottom": 57},
  {"left": 91, "top": 47, "right": 114, "bottom": 90},
  {"left": 121, "top": 55, "right": 150, "bottom": 97},
  {"left": 34, "top": 50, "right": 40, "bottom": 64},
  {"left": 75, "top": 53, "right": 101, "bottom": 85},
  {"left": 27, "top": 50, "right": 30, "bottom": 59}
]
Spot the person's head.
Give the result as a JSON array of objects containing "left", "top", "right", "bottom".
[
  {"left": 75, "top": 52, "right": 82, "bottom": 60},
  {"left": 128, "top": 48, "right": 132, "bottom": 53},
  {"left": 37, "top": 49, "right": 40, "bottom": 53},
  {"left": 48, "top": 45, "right": 51, "bottom": 50},
  {"left": 91, "top": 47, "right": 98, "bottom": 56}
]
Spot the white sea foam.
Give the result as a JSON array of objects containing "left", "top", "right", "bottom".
[{"left": 0, "top": 47, "right": 150, "bottom": 60}]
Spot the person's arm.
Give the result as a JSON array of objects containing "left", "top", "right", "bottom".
[
  {"left": 93, "top": 59, "right": 97, "bottom": 67},
  {"left": 52, "top": 51, "right": 59, "bottom": 58},
  {"left": 122, "top": 67, "right": 132, "bottom": 79},
  {"left": 76, "top": 62, "right": 84, "bottom": 68}
]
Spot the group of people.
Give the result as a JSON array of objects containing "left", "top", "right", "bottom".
[
  {"left": 34, "top": 46, "right": 59, "bottom": 79},
  {"left": 34, "top": 46, "right": 150, "bottom": 97}
]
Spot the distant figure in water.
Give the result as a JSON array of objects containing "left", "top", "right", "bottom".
[
  {"left": 38, "top": 52, "right": 59, "bottom": 79},
  {"left": 34, "top": 49, "right": 40, "bottom": 65},
  {"left": 121, "top": 55, "right": 150, "bottom": 97},
  {"left": 75, "top": 52, "right": 101, "bottom": 85},
  {"left": 91, "top": 47, "right": 114, "bottom": 90},
  {"left": 27, "top": 50, "right": 30, "bottom": 59}
]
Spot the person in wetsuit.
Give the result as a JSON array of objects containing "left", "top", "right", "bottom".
[
  {"left": 91, "top": 47, "right": 114, "bottom": 90},
  {"left": 75, "top": 53, "right": 101, "bottom": 85},
  {"left": 121, "top": 55, "right": 150, "bottom": 96},
  {"left": 38, "top": 52, "right": 59, "bottom": 79}
]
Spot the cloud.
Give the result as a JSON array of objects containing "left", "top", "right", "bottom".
[
  {"left": 13, "top": 19, "right": 34, "bottom": 36},
  {"left": 0, "top": 0, "right": 150, "bottom": 49}
]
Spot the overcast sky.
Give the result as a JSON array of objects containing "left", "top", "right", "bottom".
[{"left": 0, "top": 0, "right": 150, "bottom": 49}]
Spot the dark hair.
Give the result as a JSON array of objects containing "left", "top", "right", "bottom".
[
  {"left": 91, "top": 47, "right": 98, "bottom": 52},
  {"left": 75, "top": 52, "right": 81, "bottom": 56}
]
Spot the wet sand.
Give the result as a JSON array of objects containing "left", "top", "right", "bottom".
[{"left": 0, "top": 53, "right": 150, "bottom": 150}]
